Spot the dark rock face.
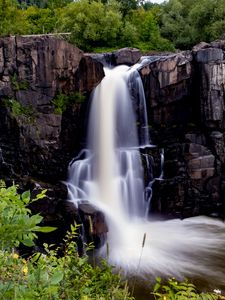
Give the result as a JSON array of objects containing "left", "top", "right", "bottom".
[
  {"left": 0, "top": 35, "right": 104, "bottom": 183},
  {"left": 0, "top": 35, "right": 105, "bottom": 249},
  {"left": 78, "top": 203, "right": 108, "bottom": 248},
  {"left": 140, "top": 41, "right": 225, "bottom": 218},
  {"left": 112, "top": 47, "right": 142, "bottom": 66},
  {"left": 88, "top": 47, "right": 141, "bottom": 66},
  {"left": 140, "top": 52, "right": 193, "bottom": 126}
]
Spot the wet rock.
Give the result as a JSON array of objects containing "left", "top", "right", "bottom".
[
  {"left": 75, "top": 55, "right": 105, "bottom": 94},
  {"left": 192, "top": 41, "right": 210, "bottom": 53},
  {"left": 185, "top": 133, "right": 206, "bottom": 145},
  {"left": 210, "top": 39, "right": 225, "bottom": 49},
  {"left": 210, "top": 131, "right": 225, "bottom": 163},
  {"left": 139, "top": 52, "right": 193, "bottom": 126},
  {"left": 112, "top": 47, "right": 141, "bottom": 66},
  {"left": 195, "top": 48, "right": 223, "bottom": 63},
  {"left": 78, "top": 203, "right": 108, "bottom": 248}
]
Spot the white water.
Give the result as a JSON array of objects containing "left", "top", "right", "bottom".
[{"left": 67, "top": 65, "right": 225, "bottom": 289}]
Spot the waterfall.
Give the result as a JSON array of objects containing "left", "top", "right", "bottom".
[
  {"left": 68, "top": 65, "right": 148, "bottom": 219},
  {"left": 159, "top": 148, "right": 164, "bottom": 179},
  {"left": 67, "top": 63, "right": 225, "bottom": 287}
]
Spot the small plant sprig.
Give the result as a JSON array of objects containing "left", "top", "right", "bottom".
[
  {"left": 11, "top": 73, "right": 29, "bottom": 91},
  {"left": 3, "top": 98, "right": 35, "bottom": 122},
  {"left": 52, "top": 91, "right": 85, "bottom": 114}
]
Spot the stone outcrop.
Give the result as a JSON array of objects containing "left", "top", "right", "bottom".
[
  {"left": 0, "top": 35, "right": 105, "bottom": 250},
  {"left": 89, "top": 47, "right": 141, "bottom": 66},
  {"left": 0, "top": 35, "right": 104, "bottom": 183},
  {"left": 139, "top": 40, "right": 225, "bottom": 218},
  {"left": 112, "top": 47, "right": 142, "bottom": 66}
]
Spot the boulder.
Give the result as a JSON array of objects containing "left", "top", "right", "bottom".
[
  {"left": 192, "top": 41, "right": 210, "bottom": 53},
  {"left": 112, "top": 47, "right": 141, "bottom": 66},
  {"left": 195, "top": 48, "right": 223, "bottom": 63},
  {"left": 78, "top": 203, "right": 108, "bottom": 248}
]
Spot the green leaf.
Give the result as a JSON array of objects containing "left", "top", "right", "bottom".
[
  {"left": 51, "top": 271, "right": 64, "bottom": 285},
  {"left": 22, "top": 190, "right": 31, "bottom": 204},
  {"left": 22, "top": 239, "right": 34, "bottom": 247},
  {"left": 34, "top": 189, "right": 48, "bottom": 201},
  {"left": 33, "top": 226, "right": 57, "bottom": 233},
  {"left": 153, "top": 283, "right": 161, "bottom": 292}
]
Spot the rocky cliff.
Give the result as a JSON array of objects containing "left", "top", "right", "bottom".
[
  {"left": 1, "top": 36, "right": 225, "bottom": 248},
  {"left": 0, "top": 35, "right": 104, "bottom": 183},
  {"left": 139, "top": 41, "right": 225, "bottom": 218},
  {"left": 0, "top": 35, "right": 104, "bottom": 248}
]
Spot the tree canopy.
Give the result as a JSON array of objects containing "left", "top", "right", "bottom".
[
  {"left": 160, "top": 0, "right": 225, "bottom": 49},
  {"left": 0, "top": 0, "right": 225, "bottom": 52}
]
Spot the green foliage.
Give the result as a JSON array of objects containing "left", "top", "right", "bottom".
[
  {"left": 52, "top": 92, "right": 69, "bottom": 114},
  {"left": 0, "top": 0, "right": 30, "bottom": 36},
  {"left": 0, "top": 220, "right": 133, "bottom": 299},
  {"left": 52, "top": 91, "right": 85, "bottom": 114},
  {"left": 0, "top": 182, "right": 55, "bottom": 250},
  {"left": 160, "top": 0, "right": 225, "bottom": 49},
  {"left": 11, "top": 74, "right": 29, "bottom": 91},
  {"left": 0, "top": 0, "right": 174, "bottom": 52},
  {"left": 127, "top": 8, "right": 174, "bottom": 51},
  {"left": 152, "top": 277, "right": 220, "bottom": 300},
  {"left": 117, "top": 0, "right": 139, "bottom": 17},
  {"left": 24, "top": 5, "right": 58, "bottom": 34},
  {"left": 58, "top": 0, "right": 124, "bottom": 51},
  {"left": 4, "top": 98, "right": 34, "bottom": 121},
  {"left": 0, "top": 182, "right": 133, "bottom": 299},
  {"left": 1, "top": 0, "right": 225, "bottom": 51}
]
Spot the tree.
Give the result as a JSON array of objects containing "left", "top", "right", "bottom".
[
  {"left": 17, "top": 0, "right": 72, "bottom": 8},
  {"left": 0, "top": 0, "right": 30, "bottom": 36},
  {"left": 58, "top": 0, "right": 124, "bottom": 50},
  {"left": 160, "top": 0, "right": 225, "bottom": 49},
  {"left": 128, "top": 7, "right": 174, "bottom": 51},
  {"left": 160, "top": 0, "right": 191, "bottom": 48},
  {"left": 24, "top": 5, "right": 58, "bottom": 34}
]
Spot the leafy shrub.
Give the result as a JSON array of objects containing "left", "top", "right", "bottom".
[
  {"left": 11, "top": 74, "right": 29, "bottom": 91},
  {"left": 52, "top": 91, "right": 85, "bottom": 114},
  {"left": 152, "top": 277, "right": 220, "bottom": 300},
  {"left": 0, "top": 182, "right": 133, "bottom": 299},
  {"left": 0, "top": 181, "right": 55, "bottom": 249},
  {"left": 3, "top": 98, "right": 35, "bottom": 122},
  {"left": 0, "top": 227, "right": 133, "bottom": 299},
  {"left": 0, "top": 181, "right": 55, "bottom": 250}
]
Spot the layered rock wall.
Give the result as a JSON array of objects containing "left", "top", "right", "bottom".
[
  {"left": 0, "top": 35, "right": 105, "bottom": 249},
  {"left": 0, "top": 35, "right": 104, "bottom": 182},
  {"left": 139, "top": 41, "right": 225, "bottom": 218}
]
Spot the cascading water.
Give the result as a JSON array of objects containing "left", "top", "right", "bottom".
[
  {"left": 68, "top": 65, "right": 147, "bottom": 218},
  {"left": 67, "top": 63, "right": 225, "bottom": 290}
]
